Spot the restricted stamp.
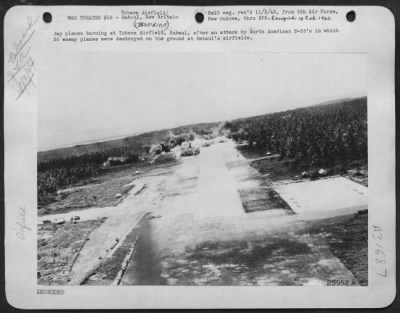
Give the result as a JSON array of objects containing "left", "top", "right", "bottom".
[{"left": 4, "top": 5, "right": 396, "bottom": 309}]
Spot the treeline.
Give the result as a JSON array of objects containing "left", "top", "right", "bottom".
[
  {"left": 225, "top": 97, "right": 367, "bottom": 168},
  {"left": 38, "top": 147, "right": 140, "bottom": 203}
]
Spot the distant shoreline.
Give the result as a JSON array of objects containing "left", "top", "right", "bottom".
[{"left": 38, "top": 133, "right": 137, "bottom": 153}]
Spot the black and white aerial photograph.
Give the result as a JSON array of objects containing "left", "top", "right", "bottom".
[{"left": 37, "top": 52, "right": 368, "bottom": 286}]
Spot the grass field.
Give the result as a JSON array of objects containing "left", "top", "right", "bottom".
[
  {"left": 38, "top": 164, "right": 140, "bottom": 216},
  {"left": 38, "top": 218, "right": 106, "bottom": 285},
  {"left": 302, "top": 212, "right": 368, "bottom": 285},
  {"left": 38, "top": 160, "right": 179, "bottom": 216}
]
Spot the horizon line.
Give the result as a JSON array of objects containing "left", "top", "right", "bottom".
[{"left": 38, "top": 95, "right": 366, "bottom": 153}]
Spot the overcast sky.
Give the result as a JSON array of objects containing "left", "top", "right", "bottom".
[{"left": 38, "top": 52, "right": 366, "bottom": 151}]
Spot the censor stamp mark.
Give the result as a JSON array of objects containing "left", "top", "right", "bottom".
[{"left": 37, "top": 289, "right": 65, "bottom": 295}]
